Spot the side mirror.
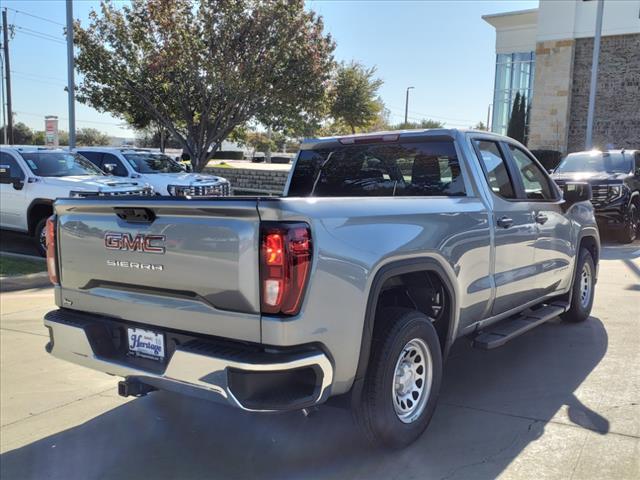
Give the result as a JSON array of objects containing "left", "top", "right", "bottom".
[
  {"left": 103, "top": 163, "right": 117, "bottom": 174},
  {"left": 0, "top": 164, "right": 24, "bottom": 190},
  {"left": 562, "top": 182, "right": 592, "bottom": 208}
]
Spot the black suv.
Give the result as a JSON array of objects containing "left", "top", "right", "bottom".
[{"left": 551, "top": 150, "right": 640, "bottom": 243}]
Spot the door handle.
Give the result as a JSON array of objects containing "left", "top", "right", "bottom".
[
  {"left": 534, "top": 213, "right": 548, "bottom": 224},
  {"left": 497, "top": 216, "right": 513, "bottom": 228}
]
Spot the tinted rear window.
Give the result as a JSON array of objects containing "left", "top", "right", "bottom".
[{"left": 287, "top": 141, "right": 465, "bottom": 197}]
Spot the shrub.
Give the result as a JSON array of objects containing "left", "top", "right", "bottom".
[{"left": 211, "top": 150, "right": 245, "bottom": 160}]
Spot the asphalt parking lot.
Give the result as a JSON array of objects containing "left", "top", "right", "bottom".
[{"left": 0, "top": 241, "right": 638, "bottom": 480}]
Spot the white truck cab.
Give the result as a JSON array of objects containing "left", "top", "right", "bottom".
[
  {"left": 75, "top": 147, "right": 230, "bottom": 196},
  {"left": 0, "top": 146, "right": 152, "bottom": 256}
]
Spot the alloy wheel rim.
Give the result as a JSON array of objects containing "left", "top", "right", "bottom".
[
  {"left": 39, "top": 227, "right": 47, "bottom": 253},
  {"left": 579, "top": 262, "right": 592, "bottom": 309},
  {"left": 630, "top": 206, "right": 638, "bottom": 240},
  {"left": 392, "top": 338, "right": 432, "bottom": 424}
]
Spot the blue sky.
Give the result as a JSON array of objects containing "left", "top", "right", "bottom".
[{"left": 2, "top": 0, "right": 538, "bottom": 138}]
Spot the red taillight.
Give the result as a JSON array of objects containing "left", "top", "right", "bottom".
[
  {"left": 45, "top": 216, "right": 59, "bottom": 285},
  {"left": 260, "top": 223, "right": 312, "bottom": 316}
]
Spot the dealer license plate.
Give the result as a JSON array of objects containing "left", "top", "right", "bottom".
[{"left": 127, "top": 327, "right": 165, "bottom": 361}]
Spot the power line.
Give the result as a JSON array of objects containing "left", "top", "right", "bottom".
[
  {"left": 13, "top": 26, "right": 66, "bottom": 45},
  {"left": 14, "top": 110, "right": 128, "bottom": 127},
  {"left": 11, "top": 69, "right": 66, "bottom": 82},
  {"left": 387, "top": 104, "right": 477, "bottom": 124},
  {"left": 5, "top": 7, "right": 65, "bottom": 27},
  {"left": 14, "top": 25, "right": 64, "bottom": 42}
]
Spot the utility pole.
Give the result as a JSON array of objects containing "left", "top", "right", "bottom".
[
  {"left": 585, "top": 0, "right": 604, "bottom": 150},
  {"left": 404, "top": 86, "right": 414, "bottom": 125},
  {"left": 2, "top": 8, "right": 13, "bottom": 144},
  {"left": 65, "top": 0, "right": 76, "bottom": 149},
  {"left": 0, "top": 50, "right": 6, "bottom": 144},
  {"left": 265, "top": 127, "right": 272, "bottom": 163},
  {"left": 486, "top": 104, "right": 492, "bottom": 131}
]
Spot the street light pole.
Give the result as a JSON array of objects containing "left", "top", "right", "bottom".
[
  {"left": 585, "top": 0, "right": 604, "bottom": 150},
  {"left": 66, "top": 0, "right": 76, "bottom": 149},
  {"left": 404, "top": 86, "right": 414, "bottom": 125}
]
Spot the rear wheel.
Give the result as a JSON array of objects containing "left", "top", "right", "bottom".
[
  {"left": 617, "top": 202, "right": 638, "bottom": 244},
  {"left": 353, "top": 308, "right": 442, "bottom": 449},
  {"left": 560, "top": 247, "right": 595, "bottom": 323}
]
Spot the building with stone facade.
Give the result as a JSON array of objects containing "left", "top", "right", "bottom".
[{"left": 483, "top": 0, "right": 640, "bottom": 154}]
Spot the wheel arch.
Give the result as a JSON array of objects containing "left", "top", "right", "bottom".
[
  {"left": 577, "top": 228, "right": 600, "bottom": 268},
  {"left": 351, "top": 257, "right": 459, "bottom": 401},
  {"left": 27, "top": 198, "right": 54, "bottom": 236}
]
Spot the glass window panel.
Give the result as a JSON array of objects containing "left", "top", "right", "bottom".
[
  {"left": 474, "top": 141, "right": 516, "bottom": 198},
  {"left": 492, "top": 51, "right": 535, "bottom": 135}
]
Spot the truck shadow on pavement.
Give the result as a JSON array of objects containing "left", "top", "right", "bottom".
[{"left": 1, "top": 316, "right": 608, "bottom": 480}]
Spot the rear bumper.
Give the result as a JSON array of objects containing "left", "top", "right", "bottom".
[{"left": 44, "top": 309, "right": 333, "bottom": 412}]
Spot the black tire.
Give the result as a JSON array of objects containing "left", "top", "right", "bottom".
[
  {"left": 617, "top": 202, "right": 638, "bottom": 244},
  {"left": 560, "top": 247, "right": 595, "bottom": 323},
  {"left": 353, "top": 308, "right": 442, "bottom": 449},
  {"left": 34, "top": 217, "right": 48, "bottom": 257}
]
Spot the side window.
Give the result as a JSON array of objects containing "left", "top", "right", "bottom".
[
  {"left": 473, "top": 140, "right": 516, "bottom": 199},
  {"left": 508, "top": 145, "right": 555, "bottom": 200},
  {"left": 0, "top": 152, "right": 26, "bottom": 180},
  {"left": 78, "top": 151, "right": 103, "bottom": 168},
  {"left": 635, "top": 152, "right": 640, "bottom": 174},
  {"left": 102, "top": 153, "right": 128, "bottom": 177}
]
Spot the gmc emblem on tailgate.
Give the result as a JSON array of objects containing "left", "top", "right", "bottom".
[{"left": 104, "top": 232, "right": 166, "bottom": 254}]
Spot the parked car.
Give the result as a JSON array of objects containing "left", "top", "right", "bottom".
[
  {"left": 0, "top": 146, "right": 153, "bottom": 256},
  {"left": 43, "top": 129, "right": 599, "bottom": 448},
  {"left": 551, "top": 149, "right": 640, "bottom": 243},
  {"left": 76, "top": 147, "right": 231, "bottom": 197}
]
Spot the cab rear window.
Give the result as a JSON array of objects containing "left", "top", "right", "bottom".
[{"left": 287, "top": 141, "right": 465, "bottom": 197}]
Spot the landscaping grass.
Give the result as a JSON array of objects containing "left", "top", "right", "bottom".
[
  {"left": 0, "top": 256, "right": 46, "bottom": 277},
  {"left": 206, "top": 160, "right": 235, "bottom": 168}
]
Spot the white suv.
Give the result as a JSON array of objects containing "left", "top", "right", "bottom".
[
  {"left": 76, "top": 148, "right": 230, "bottom": 196},
  {"left": 0, "top": 147, "right": 153, "bottom": 256}
]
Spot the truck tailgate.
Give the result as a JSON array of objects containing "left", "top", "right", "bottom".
[{"left": 54, "top": 198, "right": 262, "bottom": 342}]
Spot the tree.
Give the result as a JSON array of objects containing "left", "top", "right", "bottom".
[
  {"left": 523, "top": 96, "right": 531, "bottom": 145},
  {"left": 507, "top": 92, "right": 525, "bottom": 143},
  {"left": 73, "top": 0, "right": 335, "bottom": 171},
  {"left": 330, "top": 61, "right": 383, "bottom": 134},
  {"left": 76, "top": 128, "right": 110, "bottom": 146},
  {"left": 32, "top": 131, "right": 46, "bottom": 145},
  {"left": 473, "top": 121, "right": 487, "bottom": 131},
  {"left": 392, "top": 118, "right": 444, "bottom": 130},
  {"left": 249, "top": 132, "right": 277, "bottom": 157},
  {"left": 1, "top": 122, "right": 34, "bottom": 144}
]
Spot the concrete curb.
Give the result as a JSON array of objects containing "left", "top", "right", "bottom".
[
  {"left": 0, "top": 251, "right": 45, "bottom": 262},
  {"left": 0, "top": 272, "right": 51, "bottom": 292}
]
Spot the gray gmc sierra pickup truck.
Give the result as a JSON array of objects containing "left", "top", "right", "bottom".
[{"left": 43, "top": 129, "right": 599, "bottom": 448}]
